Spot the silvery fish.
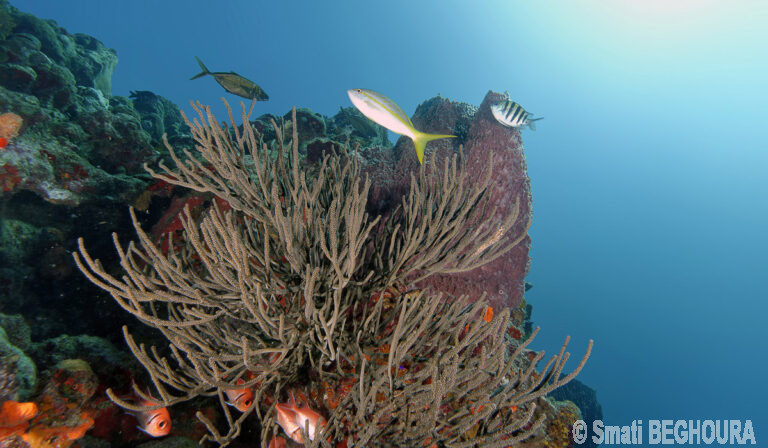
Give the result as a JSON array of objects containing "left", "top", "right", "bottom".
[
  {"left": 191, "top": 57, "right": 269, "bottom": 101},
  {"left": 491, "top": 101, "right": 542, "bottom": 130},
  {"left": 347, "top": 89, "right": 455, "bottom": 164}
]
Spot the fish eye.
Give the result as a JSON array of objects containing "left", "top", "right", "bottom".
[
  {"left": 245, "top": 399, "right": 253, "bottom": 407},
  {"left": 356, "top": 89, "right": 362, "bottom": 93},
  {"left": 159, "top": 421, "right": 167, "bottom": 428}
]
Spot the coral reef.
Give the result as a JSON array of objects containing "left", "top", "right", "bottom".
[
  {"left": 0, "top": 1, "right": 186, "bottom": 343},
  {"left": 530, "top": 399, "right": 581, "bottom": 448},
  {"left": 128, "top": 90, "right": 191, "bottom": 148},
  {"left": 326, "top": 106, "right": 390, "bottom": 149},
  {"left": 0, "top": 0, "right": 14, "bottom": 42},
  {"left": 0, "top": 0, "right": 193, "bottom": 192},
  {"left": 75, "top": 102, "right": 592, "bottom": 447},
  {"left": 0, "top": 359, "right": 96, "bottom": 448},
  {"left": 548, "top": 379, "right": 602, "bottom": 448},
  {"left": 134, "top": 436, "right": 200, "bottom": 448},
  {"left": 0, "top": 112, "right": 22, "bottom": 146},
  {"left": 0, "top": 326, "right": 35, "bottom": 401},
  {"left": 0, "top": 314, "right": 30, "bottom": 351},
  {"left": 3, "top": 6, "right": 116, "bottom": 97},
  {"left": 0, "top": 5, "right": 602, "bottom": 446},
  {"left": 0, "top": 1, "right": 396, "bottom": 346},
  {"left": 0, "top": 356, "right": 21, "bottom": 403},
  {"left": 27, "top": 334, "right": 137, "bottom": 380}
]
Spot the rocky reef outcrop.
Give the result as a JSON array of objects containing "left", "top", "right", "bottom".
[
  {"left": 0, "top": 325, "right": 35, "bottom": 401},
  {"left": 128, "top": 90, "right": 190, "bottom": 148},
  {"left": 0, "top": 0, "right": 192, "bottom": 342},
  {"left": 0, "top": 314, "right": 220, "bottom": 448}
]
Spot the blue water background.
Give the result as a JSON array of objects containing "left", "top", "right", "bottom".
[{"left": 17, "top": 0, "right": 768, "bottom": 439}]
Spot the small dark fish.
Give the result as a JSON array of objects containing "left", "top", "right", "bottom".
[
  {"left": 129, "top": 90, "right": 158, "bottom": 101},
  {"left": 491, "top": 100, "right": 543, "bottom": 130},
  {"left": 191, "top": 57, "right": 268, "bottom": 101}
]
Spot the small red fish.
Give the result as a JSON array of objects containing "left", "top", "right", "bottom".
[
  {"left": 275, "top": 391, "right": 326, "bottom": 443},
  {"left": 275, "top": 398, "right": 301, "bottom": 443},
  {"left": 125, "top": 386, "right": 172, "bottom": 438},
  {"left": 133, "top": 398, "right": 171, "bottom": 437},
  {"left": 483, "top": 306, "right": 493, "bottom": 323},
  {"left": 267, "top": 435, "right": 288, "bottom": 448},
  {"left": 0, "top": 137, "right": 7, "bottom": 149},
  {"left": 292, "top": 399, "right": 326, "bottom": 443},
  {"left": 225, "top": 378, "right": 255, "bottom": 412}
]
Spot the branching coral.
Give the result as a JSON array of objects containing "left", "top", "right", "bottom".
[{"left": 73, "top": 99, "right": 591, "bottom": 447}]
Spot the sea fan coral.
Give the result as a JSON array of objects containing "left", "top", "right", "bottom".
[{"left": 74, "top": 100, "right": 592, "bottom": 447}]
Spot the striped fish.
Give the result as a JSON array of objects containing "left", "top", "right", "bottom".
[
  {"left": 490, "top": 101, "right": 543, "bottom": 130},
  {"left": 347, "top": 89, "right": 455, "bottom": 164}
]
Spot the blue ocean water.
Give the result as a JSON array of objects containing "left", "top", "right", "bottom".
[{"left": 13, "top": 0, "right": 768, "bottom": 444}]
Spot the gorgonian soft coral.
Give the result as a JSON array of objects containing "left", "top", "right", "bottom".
[{"left": 74, "top": 100, "right": 591, "bottom": 447}]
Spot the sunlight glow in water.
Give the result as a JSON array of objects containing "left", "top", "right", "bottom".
[
  {"left": 611, "top": 0, "right": 720, "bottom": 19},
  {"left": 597, "top": 0, "right": 725, "bottom": 43}
]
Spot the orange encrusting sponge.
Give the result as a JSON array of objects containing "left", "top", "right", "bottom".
[{"left": 0, "top": 112, "right": 23, "bottom": 149}]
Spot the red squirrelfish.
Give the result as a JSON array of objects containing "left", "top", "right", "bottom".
[
  {"left": 225, "top": 378, "right": 255, "bottom": 412},
  {"left": 267, "top": 435, "right": 288, "bottom": 448},
  {"left": 275, "top": 391, "right": 326, "bottom": 443},
  {"left": 132, "top": 398, "right": 171, "bottom": 437}
]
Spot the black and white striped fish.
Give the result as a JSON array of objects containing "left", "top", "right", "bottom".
[{"left": 490, "top": 101, "right": 543, "bottom": 130}]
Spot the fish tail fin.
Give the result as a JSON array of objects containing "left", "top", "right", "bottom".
[
  {"left": 528, "top": 117, "right": 544, "bottom": 131},
  {"left": 190, "top": 56, "right": 210, "bottom": 80},
  {"left": 412, "top": 131, "right": 456, "bottom": 164}
]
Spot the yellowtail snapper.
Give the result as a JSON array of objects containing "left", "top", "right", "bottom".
[
  {"left": 347, "top": 89, "right": 455, "bottom": 164},
  {"left": 491, "top": 100, "right": 542, "bottom": 130},
  {"left": 191, "top": 57, "right": 269, "bottom": 101}
]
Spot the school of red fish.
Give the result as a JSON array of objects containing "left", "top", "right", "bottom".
[{"left": 127, "top": 378, "right": 327, "bottom": 447}]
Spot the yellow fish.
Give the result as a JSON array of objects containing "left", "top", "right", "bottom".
[{"left": 347, "top": 89, "right": 455, "bottom": 164}]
